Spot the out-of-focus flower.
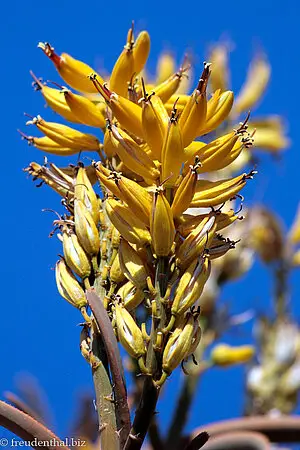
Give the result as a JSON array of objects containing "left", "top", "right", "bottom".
[
  {"left": 247, "top": 319, "right": 300, "bottom": 415},
  {"left": 208, "top": 43, "right": 289, "bottom": 159},
  {"left": 210, "top": 343, "right": 255, "bottom": 366},
  {"left": 247, "top": 206, "right": 284, "bottom": 263}
]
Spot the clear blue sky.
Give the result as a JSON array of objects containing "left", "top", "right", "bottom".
[{"left": 1, "top": 0, "right": 299, "bottom": 440}]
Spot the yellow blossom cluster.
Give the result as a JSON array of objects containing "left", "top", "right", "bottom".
[{"left": 22, "top": 25, "right": 276, "bottom": 387}]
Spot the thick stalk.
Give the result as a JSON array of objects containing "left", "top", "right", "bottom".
[
  {"left": 87, "top": 290, "right": 131, "bottom": 448},
  {"left": 123, "top": 377, "right": 160, "bottom": 450},
  {"left": 91, "top": 329, "right": 119, "bottom": 450},
  {"left": 4, "top": 392, "right": 43, "bottom": 423},
  {"left": 0, "top": 401, "right": 70, "bottom": 450}
]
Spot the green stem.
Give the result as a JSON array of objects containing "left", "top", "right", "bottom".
[
  {"left": 87, "top": 290, "right": 131, "bottom": 448},
  {"left": 91, "top": 329, "right": 119, "bottom": 450}
]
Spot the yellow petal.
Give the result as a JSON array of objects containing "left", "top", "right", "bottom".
[{"left": 233, "top": 55, "right": 270, "bottom": 115}]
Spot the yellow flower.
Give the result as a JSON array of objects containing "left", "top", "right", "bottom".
[
  {"left": 23, "top": 26, "right": 286, "bottom": 386},
  {"left": 211, "top": 344, "right": 255, "bottom": 366}
]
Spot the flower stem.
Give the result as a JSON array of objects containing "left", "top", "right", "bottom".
[
  {"left": 123, "top": 377, "right": 160, "bottom": 450},
  {"left": 91, "top": 328, "right": 119, "bottom": 450}
]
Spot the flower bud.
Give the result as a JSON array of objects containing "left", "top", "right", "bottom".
[
  {"left": 115, "top": 303, "right": 146, "bottom": 358},
  {"left": 115, "top": 175, "right": 152, "bottom": 226},
  {"left": 162, "top": 314, "right": 196, "bottom": 375},
  {"left": 63, "top": 89, "right": 106, "bottom": 129},
  {"left": 209, "top": 44, "right": 229, "bottom": 93},
  {"left": 118, "top": 239, "right": 148, "bottom": 289},
  {"left": 210, "top": 344, "right": 255, "bottom": 366},
  {"left": 171, "top": 161, "right": 200, "bottom": 218},
  {"left": 161, "top": 110, "right": 185, "bottom": 186},
  {"left": 74, "top": 166, "right": 99, "bottom": 225},
  {"left": 176, "top": 215, "right": 216, "bottom": 266},
  {"left": 55, "top": 259, "right": 87, "bottom": 308},
  {"left": 117, "top": 281, "right": 145, "bottom": 311},
  {"left": 110, "top": 253, "right": 126, "bottom": 284},
  {"left": 150, "top": 188, "right": 175, "bottom": 257},
  {"left": 199, "top": 90, "right": 234, "bottom": 136},
  {"left": 133, "top": 31, "right": 151, "bottom": 74},
  {"left": 109, "top": 124, "right": 160, "bottom": 182},
  {"left": 74, "top": 199, "right": 100, "bottom": 256},
  {"left": 186, "top": 319, "right": 202, "bottom": 357},
  {"left": 172, "top": 256, "right": 211, "bottom": 317},
  {"left": 26, "top": 115, "right": 100, "bottom": 151},
  {"left": 103, "top": 129, "right": 117, "bottom": 158},
  {"left": 233, "top": 55, "right": 270, "bottom": 115},
  {"left": 62, "top": 227, "right": 91, "bottom": 279},
  {"left": 106, "top": 198, "right": 151, "bottom": 246},
  {"left": 38, "top": 42, "right": 104, "bottom": 93}
]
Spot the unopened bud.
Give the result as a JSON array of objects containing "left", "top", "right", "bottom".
[
  {"left": 106, "top": 198, "right": 151, "bottom": 246},
  {"left": 55, "top": 259, "right": 87, "bottom": 308},
  {"left": 117, "top": 281, "right": 145, "bottom": 311},
  {"left": 172, "top": 256, "right": 211, "bottom": 317},
  {"left": 177, "top": 214, "right": 216, "bottom": 266},
  {"left": 115, "top": 303, "right": 146, "bottom": 358},
  {"left": 161, "top": 314, "right": 196, "bottom": 378},
  {"left": 74, "top": 199, "right": 100, "bottom": 256},
  {"left": 119, "top": 239, "right": 148, "bottom": 289},
  {"left": 110, "top": 253, "right": 126, "bottom": 284},
  {"left": 150, "top": 188, "right": 175, "bottom": 257},
  {"left": 75, "top": 166, "right": 99, "bottom": 225},
  {"left": 62, "top": 227, "right": 91, "bottom": 279}
]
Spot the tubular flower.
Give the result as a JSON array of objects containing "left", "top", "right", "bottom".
[
  {"left": 210, "top": 344, "right": 255, "bottom": 366},
  {"left": 24, "top": 26, "right": 277, "bottom": 388},
  {"left": 207, "top": 43, "right": 289, "bottom": 155}
]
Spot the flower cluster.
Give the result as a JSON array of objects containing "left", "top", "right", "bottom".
[{"left": 21, "top": 25, "right": 272, "bottom": 390}]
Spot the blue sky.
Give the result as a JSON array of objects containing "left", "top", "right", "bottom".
[{"left": 1, "top": 0, "right": 299, "bottom": 441}]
